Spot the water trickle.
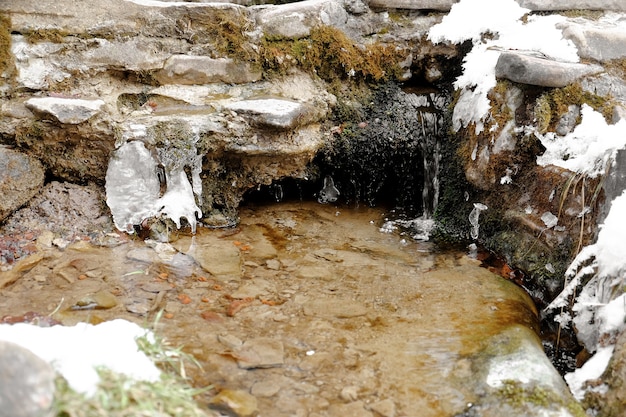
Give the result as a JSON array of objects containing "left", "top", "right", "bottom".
[
  {"left": 469, "top": 203, "right": 488, "bottom": 240},
  {"left": 317, "top": 175, "right": 340, "bottom": 204}
]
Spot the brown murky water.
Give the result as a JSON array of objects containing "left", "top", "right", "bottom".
[{"left": 0, "top": 201, "right": 539, "bottom": 417}]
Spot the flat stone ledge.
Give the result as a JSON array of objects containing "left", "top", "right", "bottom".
[
  {"left": 224, "top": 98, "right": 318, "bottom": 130},
  {"left": 25, "top": 97, "right": 105, "bottom": 124},
  {"left": 495, "top": 52, "right": 603, "bottom": 88},
  {"left": 155, "top": 55, "right": 262, "bottom": 85}
]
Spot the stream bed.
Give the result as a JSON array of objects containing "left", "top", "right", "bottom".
[{"left": 0, "top": 200, "right": 578, "bottom": 417}]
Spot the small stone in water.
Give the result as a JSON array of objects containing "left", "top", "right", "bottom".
[{"left": 209, "top": 389, "right": 258, "bottom": 417}]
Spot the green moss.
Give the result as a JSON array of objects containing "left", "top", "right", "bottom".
[
  {"left": 187, "top": 8, "right": 257, "bottom": 64},
  {"left": 534, "top": 83, "right": 614, "bottom": 133},
  {"left": 0, "top": 14, "right": 16, "bottom": 90},
  {"left": 260, "top": 25, "right": 404, "bottom": 84},
  {"left": 495, "top": 380, "right": 586, "bottom": 417},
  {"left": 25, "top": 28, "right": 69, "bottom": 44}
]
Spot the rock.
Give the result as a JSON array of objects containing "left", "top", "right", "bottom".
[
  {"left": 468, "top": 325, "right": 584, "bottom": 417},
  {"left": 0, "top": 340, "right": 55, "bottom": 417},
  {"left": 581, "top": 73, "right": 626, "bottom": 103},
  {"left": 250, "top": 374, "right": 290, "bottom": 397},
  {"left": 518, "top": 0, "right": 626, "bottom": 11},
  {"left": 560, "top": 19, "right": 626, "bottom": 61},
  {"left": 155, "top": 55, "right": 261, "bottom": 85},
  {"left": 231, "top": 279, "right": 273, "bottom": 299},
  {"left": 0, "top": 147, "right": 44, "bottom": 222},
  {"left": 209, "top": 389, "right": 258, "bottom": 417},
  {"left": 225, "top": 98, "right": 318, "bottom": 130},
  {"left": 581, "top": 328, "right": 626, "bottom": 416},
  {"left": 173, "top": 234, "right": 243, "bottom": 280},
  {"left": 71, "top": 290, "right": 118, "bottom": 310},
  {"left": 233, "top": 337, "right": 284, "bottom": 369},
  {"left": 3, "top": 181, "right": 111, "bottom": 240},
  {"left": 555, "top": 104, "right": 580, "bottom": 136},
  {"left": 328, "top": 401, "right": 374, "bottom": 417},
  {"left": 495, "top": 51, "right": 603, "bottom": 88},
  {"left": 84, "top": 38, "right": 171, "bottom": 72},
  {"left": 368, "top": 398, "right": 396, "bottom": 417},
  {"left": 368, "top": 0, "right": 457, "bottom": 10},
  {"left": 253, "top": 0, "right": 349, "bottom": 39},
  {"left": 302, "top": 299, "right": 368, "bottom": 318},
  {"left": 25, "top": 97, "right": 104, "bottom": 124}
]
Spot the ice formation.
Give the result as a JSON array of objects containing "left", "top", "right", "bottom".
[
  {"left": 318, "top": 175, "right": 340, "bottom": 204},
  {"left": 105, "top": 139, "right": 202, "bottom": 233},
  {"left": 469, "top": 203, "right": 488, "bottom": 240}
]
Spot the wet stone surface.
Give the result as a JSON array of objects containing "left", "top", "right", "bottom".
[{"left": 0, "top": 201, "right": 574, "bottom": 416}]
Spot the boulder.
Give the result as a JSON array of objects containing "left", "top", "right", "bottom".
[
  {"left": 0, "top": 340, "right": 56, "bottom": 417},
  {"left": 495, "top": 51, "right": 603, "bottom": 88},
  {"left": 0, "top": 147, "right": 45, "bottom": 222}
]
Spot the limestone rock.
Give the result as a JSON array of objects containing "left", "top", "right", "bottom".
[
  {"left": 495, "top": 51, "right": 603, "bottom": 88},
  {"left": 368, "top": 0, "right": 457, "bottom": 10},
  {"left": 253, "top": 0, "right": 349, "bottom": 39},
  {"left": 25, "top": 97, "right": 104, "bottom": 124},
  {"left": 155, "top": 55, "right": 261, "bottom": 85},
  {"left": 225, "top": 98, "right": 318, "bottom": 130},
  {"left": 518, "top": 0, "right": 626, "bottom": 11},
  {"left": 0, "top": 340, "right": 56, "bottom": 417},
  {"left": 560, "top": 19, "right": 626, "bottom": 62},
  {"left": 84, "top": 38, "right": 172, "bottom": 72},
  {"left": 0, "top": 147, "right": 45, "bottom": 222}
]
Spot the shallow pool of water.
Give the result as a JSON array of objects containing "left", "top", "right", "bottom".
[{"left": 0, "top": 201, "right": 547, "bottom": 416}]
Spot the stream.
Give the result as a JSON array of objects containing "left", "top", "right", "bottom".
[{"left": 0, "top": 200, "right": 575, "bottom": 416}]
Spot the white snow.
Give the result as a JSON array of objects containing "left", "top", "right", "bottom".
[
  {"left": 565, "top": 346, "right": 614, "bottom": 400},
  {"left": 428, "top": 0, "right": 578, "bottom": 133},
  {"left": 0, "top": 319, "right": 161, "bottom": 396},
  {"left": 536, "top": 105, "right": 626, "bottom": 178}
]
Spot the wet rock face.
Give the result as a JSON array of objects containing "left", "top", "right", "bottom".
[{"left": 0, "top": 147, "right": 45, "bottom": 222}]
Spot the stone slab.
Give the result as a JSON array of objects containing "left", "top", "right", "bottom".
[
  {"left": 225, "top": 98, "right": 316, "bottom": 130},
  {"left": 25, "top": 97, "right": 104, "bottom": 124},
  {"left": 495, "top": 51, "right": 603, "bottom": 88},
  {"left": 155, "top": 55, "right": 261, "bottom": 85},
  {"left": 560, "top": 20, "right": 626, "bottom": 62}
]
